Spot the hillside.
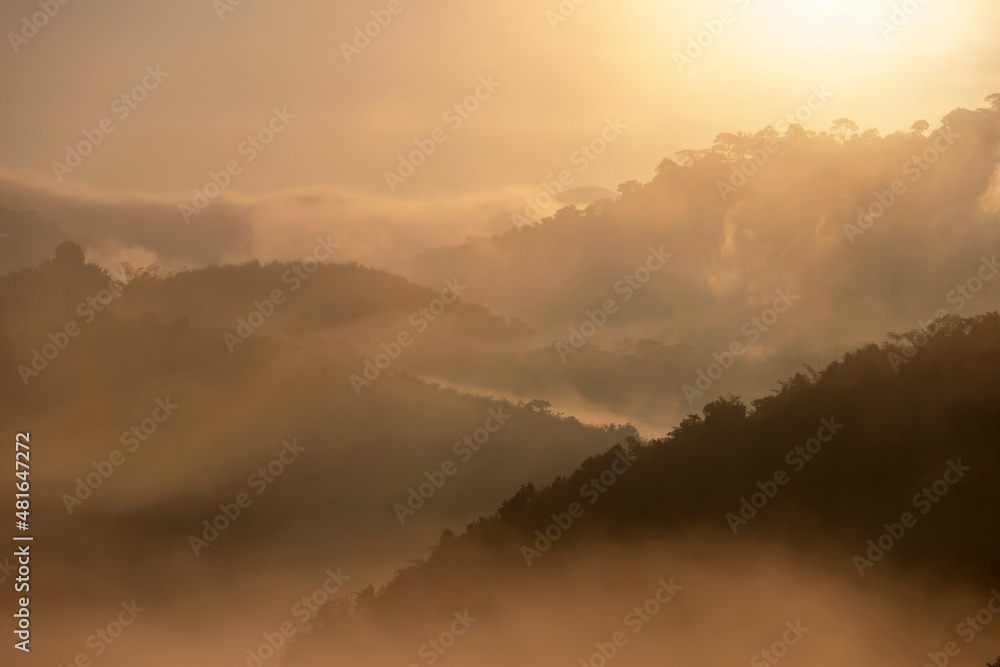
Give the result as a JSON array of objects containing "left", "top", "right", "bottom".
[
  {"left": 289, "top": 313, "right": 1000, "bottom": 666},
  {"left": 0, "top": 250, "right": 635, "bottom": 656}
]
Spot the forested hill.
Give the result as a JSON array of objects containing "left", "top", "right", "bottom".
[{"left": 313, "top": 312, "right": 1000, "bottom": 627}]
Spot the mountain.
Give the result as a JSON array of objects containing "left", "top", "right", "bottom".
[
  {"left": 289, "top": 313, "right": 1000, "bottom": 666},
  {"left": 0, "top": 249, "right": 636, "bottom": 667},
  {"left": 404, "top": 99, "right": 1000, "bottom": 354}
]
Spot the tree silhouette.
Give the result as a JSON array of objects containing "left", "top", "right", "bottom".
[
  {"left": 334, "top": 312, "right": 1000, "bottom": 623},
  {"left": 53, "top": 240, "right": 85, "bottom": 266},
  {"left": 831, "top": 118, "right": 860, "bottom": 141}
]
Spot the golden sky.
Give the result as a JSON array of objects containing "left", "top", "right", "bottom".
[{"left": 1, "top": 0, "right": 998, "bottom": 200}]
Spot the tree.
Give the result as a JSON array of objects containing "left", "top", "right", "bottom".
[
  {"left": 617, "top": 180, "right": 642, "bottom": 197},
  {"left": 703, "top": 394, "right": 746, "bottom": 429},
  {"left": 830, "top": 118, "right": 860, "bottom": 142},
  {"left": 53, "top": 241, "right": 85, "bottom": 266},
  {"left": 712, "top": 132, "right": 750, "bottom": 161},
  {"left": 911, "top": 120, "right": 930, "bottom": 135},
  {"left": 986, "top": 93, "right": 1000, "bottom": 114},
  {"left": 522, "top": 399, "right": 552, "bottom": 414}
]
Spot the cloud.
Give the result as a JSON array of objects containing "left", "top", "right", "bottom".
[{"left": 0, "top": 167, "right": 531, "bottom": 272}]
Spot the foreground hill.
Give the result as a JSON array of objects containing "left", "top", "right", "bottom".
[{"left": 290, "top": 313, "right": 1000, "bottom": 666}]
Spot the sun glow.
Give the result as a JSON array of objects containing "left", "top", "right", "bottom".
[
  {"left": 756, "top": 0, "right": 891, "bottom": 50},
  {"left": 799, "top": 0, "right": 885, "bottom": 21},
  {"left": 734, "top": 0, "right": 963, "bottom": 62}
]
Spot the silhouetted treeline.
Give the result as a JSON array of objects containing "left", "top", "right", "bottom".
[
  {"left": 315, "top": 312, "right": 999, "bottom": 629},
  {"left": 407, "top": 96, "right": 1000, "bottom": 352}
]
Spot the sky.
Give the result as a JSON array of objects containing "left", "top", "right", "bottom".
[
  {"left": 3, "top": 3, "right": 1000, "bottom": 665},
  {"left": 1, "top": 0, "right": 998, "bottom": 205}
]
